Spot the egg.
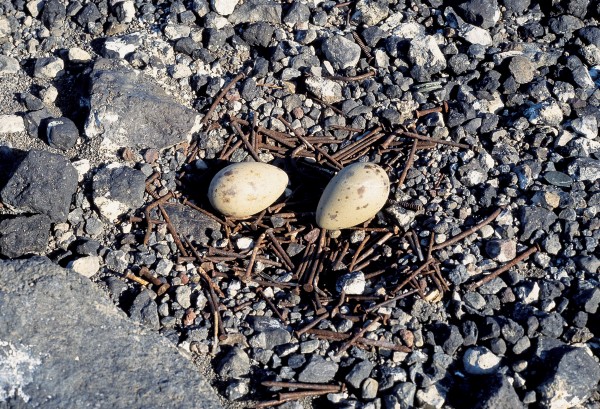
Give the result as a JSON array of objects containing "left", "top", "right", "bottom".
[
  {"left": 208, "top": 162, "right": 288, "bottom": 218},
  {"left": 316, "top": 162, "right": 390, "bottom": 230}
]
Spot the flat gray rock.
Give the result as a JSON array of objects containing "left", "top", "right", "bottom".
[
  {"left": 0, "top": 257, "right": 222, "bottom": 409},
  {"left": 84, "top": 58, "right": 200, "bottom": 152}
]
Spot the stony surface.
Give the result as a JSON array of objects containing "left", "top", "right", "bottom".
[{"left": 0, "top": 0, "right": 599, "bottom": 408}]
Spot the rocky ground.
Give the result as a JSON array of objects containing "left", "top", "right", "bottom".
[{"left": 1, "top": 0, "right": 600, "bottom": 408}]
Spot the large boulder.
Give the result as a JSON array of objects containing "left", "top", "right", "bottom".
[{"left": 0, "top": 257, "right": 222, "bottom": 409}]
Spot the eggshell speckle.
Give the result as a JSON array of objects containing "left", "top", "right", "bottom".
[
  {"left": 208, "top": 162, "right": 288, "bottom": 218},
  {"left": 316, "top": 162, "right": 390, "bottom": 230}
]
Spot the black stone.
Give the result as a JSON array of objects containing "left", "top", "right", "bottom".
[
  {"left": 475, "top": 374, "right": 524, "bottom": 409},
  {"left": 129, "top": 289, "right": 160, "bottom": 330},
  {"left": 41, "top": 0, "right": 66, "bottom": 30},
  {"left": 241, "top": 22, "right": 274, "bottom": 47},
  {"left": 538, "top": 345, "right": 600, "bottom": 408},
  {"left": 161, "top": 203, "right": 220, "bottom": 246},
  {"left": 0, "top": 214, "right": 52, "bottom": 258},
  {"left": 456, "top": 0, "right": 499, "bottom": 28},
  {"left": 574, "top": 286, "right": 600, "bottom": 313},
  {"left": 0, "top": 149, "right": 78, "bottom": 222},
  {"left": 46, "top": 117, "right": 79, "bottom": 151},
  {"left": 283, "top": 2, "right": 310, "bottom": 25},
  {"left": 519, "top": 206, "right": 558, "bottom": 241},
  {"left": 23, "top": 107, "right": 53, "bottom": 138},
  {"left": 538, "top": 312, "right": 565, "bottom": 338},
  {"left": 0, "top": 258, "right": 221, "bottom": 408},
  {"left": 174, "top": 37, "right": 199, "bottom": 55},
  {"left": 345, "top": 359, "right": 375, "bottom": 389},
  {"left": 75, "top": 2, "right": 102, "bottom": 26}
]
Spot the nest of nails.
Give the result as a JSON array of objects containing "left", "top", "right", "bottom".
[{"left": 128, "top": 72, "right": 539, "bottom": 407}]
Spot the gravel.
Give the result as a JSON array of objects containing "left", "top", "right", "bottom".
[{"left": 1, "top": 0, "right": 600, "bottom": 408}]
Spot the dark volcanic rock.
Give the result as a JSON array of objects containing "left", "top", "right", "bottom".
[
  {"left": 92, "top": 164, "right": 146, "bottom": 221},
  {"left": 161, "top": 202, "right": 220, "bottom": 245},
  {"left": 0, "top": 214, "right": 52, "bottom": 258},
  {"left": 228, "top": 0, "right": 282, "bottom": 24},
  {"left": 41, "top": 0, "right": 66, "bottom": 29},
  {"left": 538, "top": 346, "right": 600, "bottom": 408},
  {"left": 84, "top": 59, "right": 200, "bottom": 152},
  {"left": 456, "top": 0, "right": 499, "bottom": 28},
  {"left": 0, "top": 149, "right": 78, "bottom": 222},
  {"left": 475, "top": 374, "right": 524, "bottom": 409},
  {"left": 46, "top": 117, "right": 79, "bottom": 151},
  {"left": 0, "top": 258, "right": 221, "bottom": 408},
  {"left": 519, "top": 206, "right": 558, "bottom": 241},
  {"left": 345, "top": 360, "right": 375, "bottom": 389},
  {"left": 129, "top": 289, "right": 160, "bottom": 330},
  {"left": 241, "top": 22, "right": 274, "bottom": 47},
  {"left": 298, "top": 355, "right": 339, "bottom": 383}
]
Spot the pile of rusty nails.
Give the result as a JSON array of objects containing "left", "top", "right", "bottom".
[{"left": 122, "top": 71, "right": 539, "bottom": 407}]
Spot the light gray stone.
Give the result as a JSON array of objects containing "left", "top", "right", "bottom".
[
  {"left": 211, "top": 0, "right": 239, "bottom": 15},
  {"left": 0, "top": 115, "right": 25, "bottom": 133},
  {"left": 0, "top": 55, "right": 19, "bottom": 75},
  {"left": 463, "top": 346, "right": 501, "bottom": 375}
]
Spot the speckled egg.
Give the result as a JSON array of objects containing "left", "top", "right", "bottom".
[
  {"left": 208, "top": 162, "right": 288, "bottom": 218},
  {"left": 316, "top": 162, "right": 390, "bottom": 230}
]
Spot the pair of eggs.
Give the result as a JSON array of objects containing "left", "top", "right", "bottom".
[{"left": 208, "top": 162, "right": 390, "bottom": 230}]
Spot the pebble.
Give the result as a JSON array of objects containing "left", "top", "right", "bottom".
[
  {"left": 304, "top": 76, "right": 343, "bottom": 104},
  {"left": 175, "top": 286, "right": 192, "bottom": 309},
  {"left": 33, "top": 56, "right": 64, "bottom": 79},
  {"left": 407, "top": 35, "right": 446, "bottom": 81},
  {"left": 211, "top": 0, "right": 239, "bottom": 16},
  {"left": 67, "top": 256, "right": 101, "bottom": 278},
  {"left": 217, "top": 347, "right": 251, "bottom": 379},
  {"left": 0, "top": 55, "right": 20, "bottom": 75},
  {"left": 509, "top": 56, "right": 535, "bottom": 84},
  {"left": 361, "top": 378, "right": 379, "bottom": 400},
  {"left": 485, "top": 239, "right": 517, "bottom": 262},
  {"left": 538, "top": 346, "right": 600, "bottom": 408},
  {"left": 46, "top": 117, "right": 79, "bottom": 150},
  {"left": 571, "top": 116, "right": 598, "bottom": 140},
  {"left": 463, "top": 346, "right": 501, "bottom": 375},
  {"left": 0, "top": 114, "right": 25, "bottom": 134},
  {"left": 67, "top": 47, "right": 92, "bottom": 63},
  {"left": 92, "top": 164, "right": 146, "bottom": 221},
  {"left": 336, "top": 271, "right": 366, "bottom": 295},
  {"left": 0, "top": 215, "right": 52, "bottom": 258},
  {"left": 298, "top": 355, "right": 339, "bottom": 383},
  {"left": 345, "top": 359, "right": 374, "bottom": 389},
  {"left": 321, "top": 35, "right": 362, "bottom": 70},
  {"left": 543, "top": 171, "right": 572, "bottom": 187}
]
